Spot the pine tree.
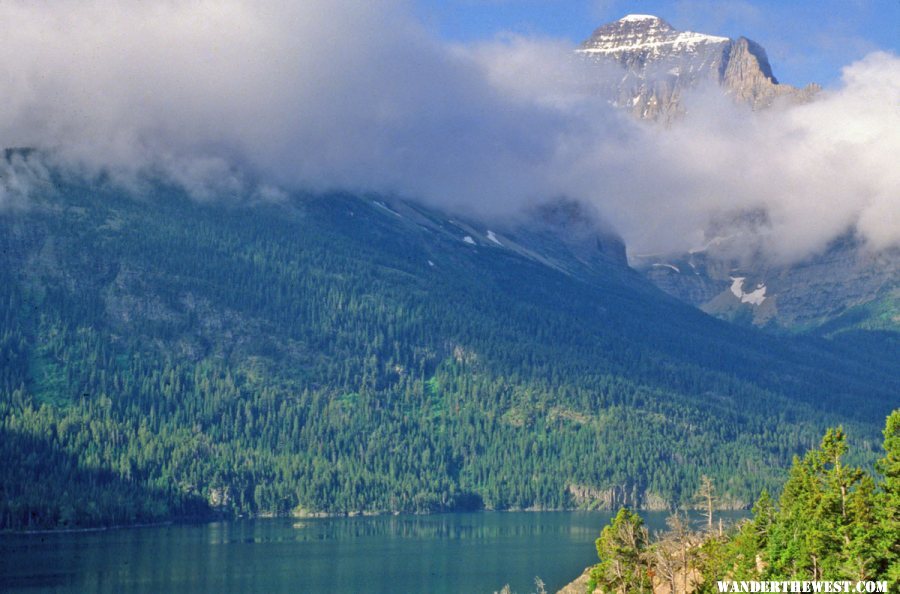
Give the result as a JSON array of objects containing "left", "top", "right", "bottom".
[
  {"left": 590, "top": 508, "right": 652, "bottom": 594},
  {"left": 876, "top": 410, "right": 900, "bottom": 587},
  {"left": 841, "top": 474, "right": 879, "bottom": 580}
]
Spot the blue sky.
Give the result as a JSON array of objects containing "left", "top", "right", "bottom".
[{"left": 414, "top": 0, "right": 900, "bottom": 87}]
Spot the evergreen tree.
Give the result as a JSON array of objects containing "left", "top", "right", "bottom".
[
  {"left": 875, "top": 410, "right": 900, "bottom": 588},
  {"left": 590, "top": 508, "right": 652, "bottom": 594}
]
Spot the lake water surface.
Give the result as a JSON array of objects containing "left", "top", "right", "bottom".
[{"left": 0, "top": 511, "right": 745, "bottom": 593}]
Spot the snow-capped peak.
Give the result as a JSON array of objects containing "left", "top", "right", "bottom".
[
  {"left": 620, "top": 14, "right": 660, "bottom": 22},
  {"left": 578, "top": 16, "right": 729, "bottom": 56},
  {"left": 575, "top": 13, "right": 813, "bottom": 121}
]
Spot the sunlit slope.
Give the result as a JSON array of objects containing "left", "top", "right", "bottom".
[{"left": 1, "top": 173, "right": 897, "bottom": 528}]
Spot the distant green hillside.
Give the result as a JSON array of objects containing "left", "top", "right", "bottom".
[{"left": 1, "top": 162, "right": 897, "bottom": 530}]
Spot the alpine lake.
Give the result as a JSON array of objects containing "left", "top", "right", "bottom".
[{"left": 0, "top": 511, "right": 748, "bottom": 593}]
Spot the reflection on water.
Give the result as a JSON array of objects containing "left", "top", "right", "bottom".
[
  {"left": 0, "top": 511, "right": 748, "bottom": 594},
  {"left": 206, "top": 514, "right": 603, "bottom": 543}
]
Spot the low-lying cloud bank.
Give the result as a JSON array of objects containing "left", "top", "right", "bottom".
[{"left": 0, "top": 0, "right": 896, "bottom": 264}]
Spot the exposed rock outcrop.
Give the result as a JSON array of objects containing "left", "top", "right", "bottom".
[
  {"left": 722, "top": 37, "right": 819, "bottom": 108},
  {"left": 566, "top": 483, "right": 669, "bottom": 511},
  {"left": 555, "top": 565, "right": 704, "bottom": 594}
]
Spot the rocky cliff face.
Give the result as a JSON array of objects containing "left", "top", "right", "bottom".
[
  {"left": 566, "top": 483, "right": 669, "bottom": 511},
  {"left": 633, "top": 235, "right": 900, "bottom": 331},
  {"left": 577, "top": 15, "right": 818, "bottom": 119}
]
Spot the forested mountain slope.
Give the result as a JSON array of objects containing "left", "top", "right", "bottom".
[{"left": 1, "top": 162, "right": 897, "bottom": 529}]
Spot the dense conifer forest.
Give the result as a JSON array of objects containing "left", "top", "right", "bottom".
[{"left": 1, "top": 162, "right": 898, "bottom": 530}]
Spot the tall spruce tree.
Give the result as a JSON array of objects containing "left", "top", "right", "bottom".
[
  {"left": 876, "top": 410, "right": 900, "bottom": 587},
  {"left": 759, "top": 427, "right": 876, "bottom": 580}
]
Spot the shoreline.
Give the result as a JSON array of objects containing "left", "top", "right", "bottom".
[{"left": 3, "top": 507, "right": 750, "bottom": 536}]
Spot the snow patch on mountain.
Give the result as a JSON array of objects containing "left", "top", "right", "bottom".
[
  {"left": 373, "top": 200, "right": 401, "bottom": 217},
  {"left": 577, "top": 31, "right": 728, "bottom": 55},
  {"left": 730, "top": 277, "right": 767, "bottom": 306}
]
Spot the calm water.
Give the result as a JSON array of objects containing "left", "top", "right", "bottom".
[{"left": 0, "top": 511, "right": 744, "bottom": 594}]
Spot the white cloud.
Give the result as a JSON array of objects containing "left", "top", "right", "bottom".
[{"left": 0, "top": 0, "right": 896, "bottom": 264}]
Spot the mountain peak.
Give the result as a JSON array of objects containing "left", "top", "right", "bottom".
[
  {"left": 577, "top": 15, "right": 817, "bottom": 119},
  {"left": 619, "top": 14, "right": 664, "bottom": 23},
  {"left": 579, "top": 15, "right": 728, "bottom": 55}
]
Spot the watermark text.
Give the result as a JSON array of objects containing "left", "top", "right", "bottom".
[{"left": 716, "top": 581, "right": 888, "bottom": 593}]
